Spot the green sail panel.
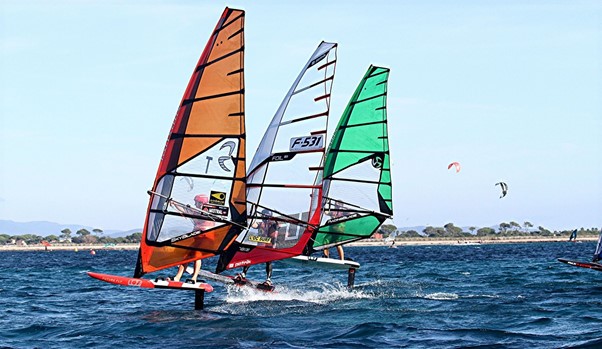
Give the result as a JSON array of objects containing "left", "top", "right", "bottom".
[{"left": 313, "top": 66, "right": 393, "bottom": 250}]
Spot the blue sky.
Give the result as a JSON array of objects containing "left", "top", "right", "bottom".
[{"left": 1, "top": 1, "right": 600, "bottom": 231}]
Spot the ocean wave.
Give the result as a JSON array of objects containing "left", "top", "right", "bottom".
[
  {"left": 223, "top": 282, "right": 373, "bottom": 305},
  {"left": 422, "top": 292, "right": 459, "bottom": 300}
]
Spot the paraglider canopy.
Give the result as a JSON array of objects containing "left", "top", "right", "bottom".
[{"left": 447, "top": 161, "right": 461, "bottom": 173}]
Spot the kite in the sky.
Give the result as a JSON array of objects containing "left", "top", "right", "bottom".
[
  {"left": 495, "top": 182, "right": 508, "bottom": 198},
  {"left": 447, "top": 161, "right": 461, "bottom": 173}
]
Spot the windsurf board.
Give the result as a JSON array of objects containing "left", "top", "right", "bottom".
[
  {"left": 280, "top": 255, "right": 360, "bottom": 270},
  {"left": 87, "top": 271, "right": 213, "bottom": 292},
  {"left": 558, "top": 258, "right": 602, "bottom": 272}
]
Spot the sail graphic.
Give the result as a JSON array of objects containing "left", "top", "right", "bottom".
[
  {"left": 134, "top": 8, "right": 246, "bottom": 277},
  {"left": 309, "top": 66, "right": 393, "bottom": 251},
  {"left": 216, "top": 42, "right": 338, "bottom": 272}
]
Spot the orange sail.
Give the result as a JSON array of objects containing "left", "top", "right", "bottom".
[{"left": 134, "top": 8, "right": 246, "bottom": 277}]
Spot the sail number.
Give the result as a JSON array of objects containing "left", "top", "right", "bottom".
[{"left": 289, "top": 135, "right": 324, "bottom": 152}]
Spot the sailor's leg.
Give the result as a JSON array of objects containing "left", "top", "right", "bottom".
[
  {"left": 235, "top": 265, "right": 250, "bottom": 280},
  {"left": 191, "top": 259, "right": 202, "bottom": 282},
  {"left": 173, "top": 264, "right": 185, "bottom": 281},
  {"left": 265, "top": 262, "right": 273, "bottom": 280}
]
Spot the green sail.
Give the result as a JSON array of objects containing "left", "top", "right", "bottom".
[{"left": 312, "top": 66, "right": 393, "bottom": 250}]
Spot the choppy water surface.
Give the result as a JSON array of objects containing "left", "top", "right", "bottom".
[{"left": 1, "top": 242, "right": 602, "bottom": 348}]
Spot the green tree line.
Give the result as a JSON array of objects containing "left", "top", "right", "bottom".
[
  {"left": 375, "top": 221, "right": 600, "bottom": 239},
  {"left": 394, "top": 221, "right": 600, "bottom": 238},
  {"left": 0, "top": 228, "right": 142, "bottom": 245}
]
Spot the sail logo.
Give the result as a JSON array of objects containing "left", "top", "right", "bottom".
[
  {"left": 218, "top": 141, "right": 236, "bottom": 172},
  {"left": 308, "top": 52, "right": 328, "bottom": 67},
  {"left": 171, "top": 230, "right": 203, "bottom": 243},
  {"left": 203, "top": 203, "right": 229, "bottom": 217},
  {"left": 249, "top": 235, "right": 272, "bottom": 244},
  {"left": 289, "top": 135, "right": 323, "bottom": 152},
  {"left": 371, "top": 152, "right": 385, "bottom": 169},
  {"left": 229, "top": 259, "right": 252, "bottom": 268},
  {"left": 202, "top": 139, "right": 238, "bottom": 174},
  {"left": 270, "top": 152, "right": 295, "bottom": 162},
  {"left": 210, "top": 191, "right": 226, "bottom": 205},
  {"left": 128, "top": 279, "right": 143, "bottom": 287}
]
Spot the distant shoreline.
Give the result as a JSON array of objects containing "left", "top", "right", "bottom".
[{"left": 0, "top": 236, "right": 596, "bottom": 252}]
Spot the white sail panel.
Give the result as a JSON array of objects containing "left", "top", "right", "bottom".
[
  {"left": 147, "top": 138, "right": 240, "bottom": 243},
  {"left": 218, "top": 41, "right": 337, "bottom": 270}
]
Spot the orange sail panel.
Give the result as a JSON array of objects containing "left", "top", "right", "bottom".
[{"left": 135, "top": 8, "right": 246, "bottom": 276}]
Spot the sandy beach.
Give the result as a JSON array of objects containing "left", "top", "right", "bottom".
[{"left": 1, "top": 236, "right": 597, "bottom": 252}]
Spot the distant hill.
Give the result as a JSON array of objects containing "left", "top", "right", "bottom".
[{"left": 0, "top": 220, "right": 140, "bottom": 238}]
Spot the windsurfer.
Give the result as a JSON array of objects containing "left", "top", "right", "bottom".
[
  {"left": 235, "top": 209, "right": 279, "bottom": 286},
  {"left": 322, "top": 203, "right": 345, "bottom": 260},
  {"left": 170, "top": 194, "right": 215, "bottom": 283}
]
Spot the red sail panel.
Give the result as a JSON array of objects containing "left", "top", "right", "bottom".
[
  {"left": 224, "top": 189, "right": 323, "bottom": 270},
  {"left": 135, "top": 8, "right": 246, "bottom": 276}
]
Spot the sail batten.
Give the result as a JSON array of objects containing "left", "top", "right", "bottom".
[
  {"left": 367, "top": 70, "right": 388, "bottom": 78},
  {"left": 338, "top": 120, "right": 387, "bottom": 128},
  {"left": 314, "top": 94, "right": 331, "bottom": 102},
  {"left": 318, "top": 60, "right": 337, "bottom": 71},
  {"left": 282, "top": 111, "right": 330, "bottom": 125},
  {"left": 184, "top": 88, "right": 244, "bottom": 105},
  {"left": 351, "top": 92, "right": 387, "bottom": 105},
  {"left": 329, "top": 177, "right": 389, "bottom": 185},
  {"left": 227, "top": 28, "right": 244, "bottom": 39},
  {"left": 294, "top": 77, "right": 334, "bottom": 95},
  {"left": 171, "top": 133, "right": 246, "bottom": 139},
  {"left": 199, "top": 47, "right": 245, "bottom": 70}
]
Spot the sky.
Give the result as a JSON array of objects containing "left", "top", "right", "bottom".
[{"left": 1, "top": 0, "right": 601, "bottom": 232}]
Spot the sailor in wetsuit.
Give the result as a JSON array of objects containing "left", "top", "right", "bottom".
[
  {"left": 171, "top": 194, "right": 215, "bottom": 283},
  {"left": 322, "top": 202, "right": 345, "bottom": 260},
  {"left": 235, "top": 209, "right": 279, "bottom": 286}
]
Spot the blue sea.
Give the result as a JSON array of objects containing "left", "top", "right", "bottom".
[{"left": 1, "top": 242, "right": 602, "bottom": 348}]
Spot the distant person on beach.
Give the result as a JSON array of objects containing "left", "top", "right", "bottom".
[{"left": 170, "top": 194, "right": 215, "bottom": 283}]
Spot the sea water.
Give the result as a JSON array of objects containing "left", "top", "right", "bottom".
[{"left": 1, "top": 242, "right": 601, "bottom": 348}]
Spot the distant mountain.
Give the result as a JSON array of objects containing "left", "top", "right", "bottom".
[{"left": 0, "top": 220, "right": 140, "bottom": 238}]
